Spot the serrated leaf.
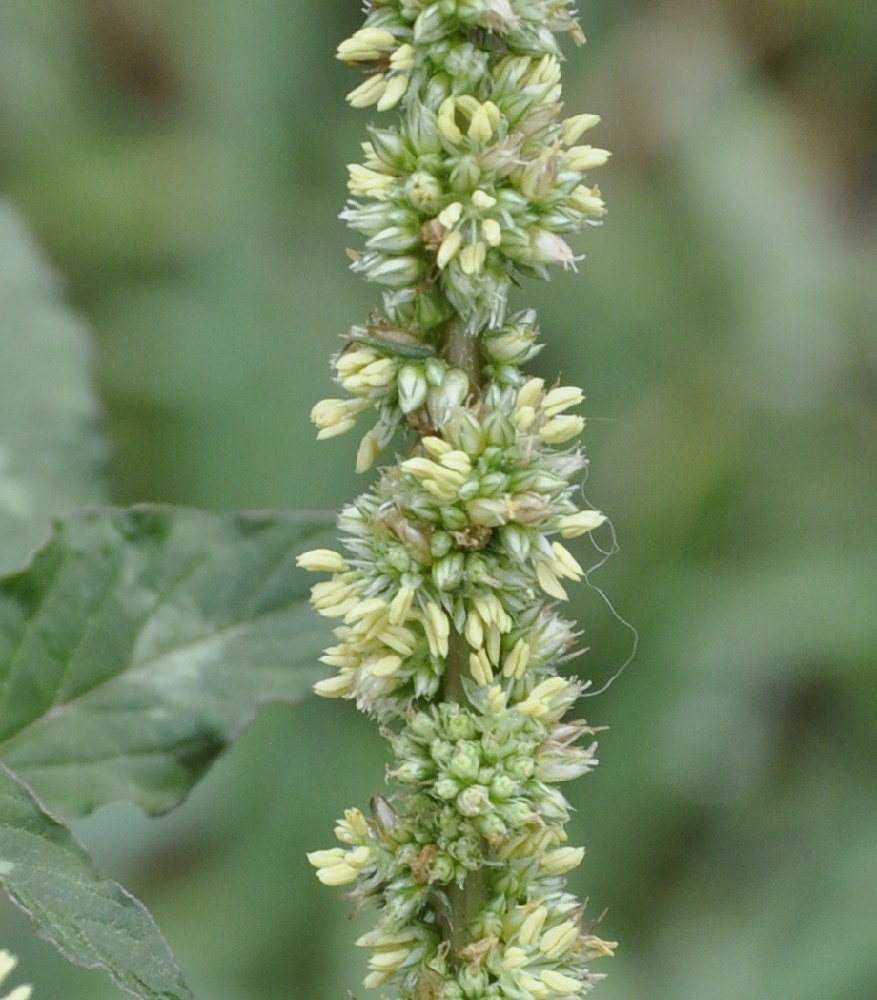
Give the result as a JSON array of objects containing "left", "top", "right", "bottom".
[
  {"left": 0, "top": 505, "right": 334, "bottom": 817},
  {"left": 0, "top": 200, "right": 106, "bottom": 571},
  {"left": 0, "top": 764, "right": 193, "bottom": 1000}
]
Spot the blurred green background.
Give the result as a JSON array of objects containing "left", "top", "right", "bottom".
[{"left": 1, "top": 0, "right": 876, "bottom": 998}]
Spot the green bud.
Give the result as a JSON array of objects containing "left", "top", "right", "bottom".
[
  {"left": 367, "top": 225, "right": 421, "bottom": 252},
  {"left": 398, "top": 364, "right": 429, "bottom": 413},
  {"left": 477, "top": 470, "right": 509, "bottom": 496},
  {"left": 495, "top": 188, "right": 531, "bottom": 216},
  {"left": 449, "top": 743, "right": 480, "bottom": 780},
  {"left": 431, "top": 737, "right": 453, "bottom": 764},
  {"left": 500, "top": 522, "right": 531, "bottom": 561},
  {"left": 449, "top": 155, "right": 481, "bottom": 191},
  {"left": 443, "top": 408, "right": 483, "bottom": 453},
  {"left": 424, "top": 71, "right": 452, "bottom": 108},
  {"left": 431, "top": 853, "right": 456, "bottom": 883},
  {"left": 490, "top": 773, "right": 519, "bottom": 799},
  {"left": 440, "top": 505, "right": 469, "bottom": 531},
  {"left": 485, "top": 329, "right": 538, "bottom": 366},
  {"left": 424, "top": 356, "right": 448, "bottom": 386},
  {"left": 477, "top": 811, "right": 506, "bottom": 842},
  {"left": 432, "top": 551, "right": 465, "bottom": 590},
  {"left": 429, "top": 530, "right": 454, "bottom": 558},
  {"left": 405, "top": 170, "right": 443, "bottom": 214},
  {"left": 489, "top": 363, "right": 525, "bottom": 387},
  {"left": 538, "top": 786, "right": 571, "bottom": 822},
  {"left": 395, "top": 759, "right": 431, "bottom": 783},
  {"left": 444, "top": 44, "right": 490, "bottom": 87},
  {"left": 456, "top": 479, "right": 480, "bottom": 501},
  {"left": 435, "top": 776, "right": 462, "bottom": 800},
  {"left": 457, "top": 965, "right": 487, "bottom": 998},
  {"left": 415, "top": 288, "right": 452, "bottom": 330},
  {"left": 480, "top": 732, "right": 503, "bottom": 762},
  {"left": 520, "top": 154, "right": 559, "bottom": 200},
  {"left": 465, "top": 497, "right": 508, "bottom": 527},
  {"left": 361, "top": 254, "right": 426, "bottom": 289},
  {"left": 507, "top": 756, "right": 535, "bottom": 781},
  {"left": 482, "top": 410, "right": 515, "bottom": 448},
  {"left": 464, "top": 552, "right": 493, "bottom": 584},
  {"left": 456, "top": 784, "right": 490, "bottom": 816},
  {"left": 443, "top": 706, "right": 477, "bottom": 741},
  {"left": 502, "top": 800, "right": 535, "bottom": 827},
  {"left": 409, "top": 711, "right": 437, "bottom": 740},
  {"left": 427, "top": 369, "right": 471, "bottom": 426},
  {"left": 415, "top": 7, "right": 447, "bottom": 47}
]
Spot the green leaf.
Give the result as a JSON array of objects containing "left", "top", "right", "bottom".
[
  {"left": 0, "top": 505, "right": 334, "bottom": 817},
  {"left": 0, "top": 764, "right": 193, "bottom": 1000},
  {"left": 0, "top": 200, "right": 106, "bottom": 571}
]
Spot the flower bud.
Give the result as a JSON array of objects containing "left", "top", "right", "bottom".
[
  {"left": 347, "top": 73, "right": 388, "bottom": 109},
  {"left": 443, "top": 408, "right": 484, "bottom": 453},
  {"left": 397, "top": 364, "right": 429, "bottom": 413},
  {"left": 367, "top": 225, "right": 420, "bottom": 252},
  {"left": 432, "top": 552, "right": 465, "bottom": 591},
  {"left": 390, "top": 43, "right": 416, "bottom": 73},
  {"left": 457, "top": 784, "right": 491, "bottom": 816},
  {"left": 556, "top": 509, "right": 605, "bottom": 537},
  {"left": 449, "top": 743, "right": 481, "bottom": 780},
  {"left": 542, "top": 846, "right": 585, "bottom": 875},
  {"left": 568, "top": 183, "right": 606, "bottom": 217},
  {"left": 435, "top": 777, "right": 462, "bottom": 800},
  {"left": 427, "top": 369, "right": 471, "bottom": 425},
  {"left": 363, "top": 254, "right": 426, "bottom": 288},
  {"left": 561, "top": 113, "right": 601, "bottom": 145},
  {"left": 563, "top": 144, "right": 611, "bottom": 173},
  {"left": 449, "top": 154, "right": 481, "bottom": 192},
  {"left": 539, "top": 415, "right": 585, "bottom": 445},
  {"left": 405, "top": 170, "right": 443, "bottom": 214},
  {"left": 528, "top": 229, "right": 579, "bottom": 269},
  {"left": 465, "top": 497, "right": 508, "bottom": 527},
  {"left": 490, "top": 773, "right": 519, "bottom": 799},
  {"left": 336, "top": 29, "right": 397, "bottom": 63},
  {"left": 440, "top": 506, "right": 470, "bottom": 531},
  {"left": 541, "top": 385, "right": 584, "bottom": 418},
  {"left": 540, "top": 970, "right": 581, "bottom": 995}
]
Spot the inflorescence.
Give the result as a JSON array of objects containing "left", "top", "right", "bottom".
[{"left": 300, "top": 3, "right": 615, "bottom": 998}]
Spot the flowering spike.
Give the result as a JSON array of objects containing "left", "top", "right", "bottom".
[{"left": 306, "top": 2, "right": 615, "bottom": 997}]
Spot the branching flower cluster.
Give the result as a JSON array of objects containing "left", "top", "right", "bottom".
[{"left": 300, "top": 2, "right": 615, "bottom": 998}]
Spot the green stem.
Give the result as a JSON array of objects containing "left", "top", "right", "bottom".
[
  {"left": 437, "top": 636, "right": 490, "bottom": 965},
  {"left": 445, "top": 314, "right": 481, "bottom": 395},
  {"left": 436, "top": 317, "right": 486, "bottom": 964},
  {"left": 441, "top": 628, "right": 469, "bottom": 704},
  {"left": 444, "top": 869, "right": 487, "bottom": 965}
]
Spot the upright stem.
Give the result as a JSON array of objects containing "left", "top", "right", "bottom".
[
  {"left": 440, "top": 627, "right": 468, "bottom": 703},
  {"left": 445, "top": 315, "right": 481, "bottom": 395},
  {"left": 444, "top": 868, "right": 487, "bottom": 965},
  {"left": 440, "top": 316, "right": 486, "bottom": 962},
  {"left": 306, "top": 6, "right": 616, "bottom": 995}
]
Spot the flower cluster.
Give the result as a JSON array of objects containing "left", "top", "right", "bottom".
[
  {"left": 303, "top": 370, "right": 604, "bottom": 719},
  {"left": 302, "top": 2, "right": 615, "bottom": 998},
  {"left": 0, "top": 951, "right": 31, "bottom": 1000},
  {"left": 312, "top": 308, "right": 552, "bottom": 471},
  {"left": 336, "top": 0, "right": 608, "bottom": 336}
]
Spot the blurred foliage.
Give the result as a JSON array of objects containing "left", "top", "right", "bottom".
[{"left": 0, "top": 1, "right": 875, "bottom": 999}]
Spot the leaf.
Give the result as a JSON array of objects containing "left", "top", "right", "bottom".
[
  {"left": 0, "top": 764, "right": 193, "bottom": 1000},
  {"left": 0, "top": 505, "right": 335, "bottom": 818},
  {"left": 0, "top": 201, "right": 106, "bottom": 571}
]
